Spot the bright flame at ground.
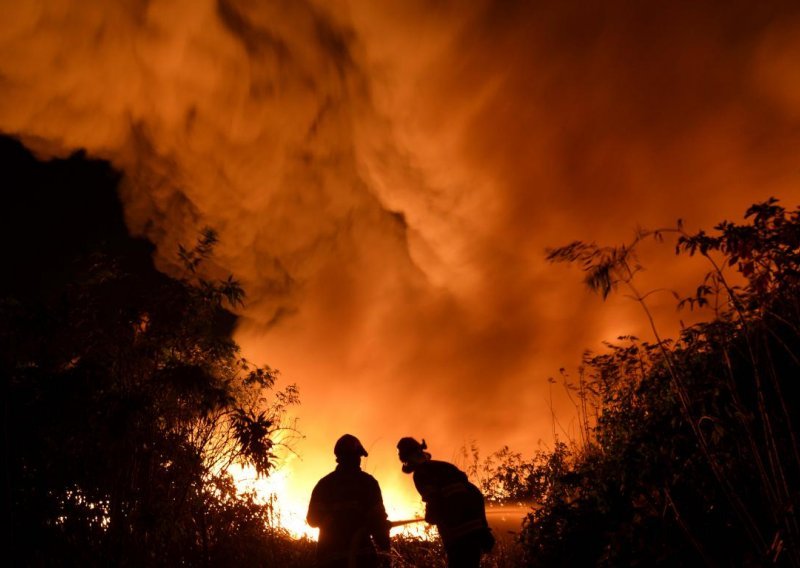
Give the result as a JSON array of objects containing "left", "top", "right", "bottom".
[
  {"left": 228, "top": 458, "right": 434, "bottom": 540},
  {"left": 228, "top": 460, "right": 318, "bottom": 539}
]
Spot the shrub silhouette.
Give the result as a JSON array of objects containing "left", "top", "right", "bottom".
[
  {"left": 2, "top": 138, "right": 300, "bottom": 566},
  {"left": 518, "top": 199, "right": 800, "bottom": 566}
]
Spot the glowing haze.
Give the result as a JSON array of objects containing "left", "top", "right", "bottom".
[{"left": 3, "top": 0, "right": 800, "bottom": 534}]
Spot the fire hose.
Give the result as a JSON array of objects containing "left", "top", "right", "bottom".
[
  {"left": 348, "top": 511, "right": 526, "bottom": 567},
  {"left": 345, "top": 507, "right": 528, "bottom": 565},
  {"left": 388, "top": 517, "right": 425, "bottom": 528}
]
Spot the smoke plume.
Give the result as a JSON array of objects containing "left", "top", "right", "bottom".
[{"left": 3, "top": 0, "right": 800, "bottom": 521}]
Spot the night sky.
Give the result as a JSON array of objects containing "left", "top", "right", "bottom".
[{"left": 3, "top": 0, "right": 800, "bottom": 525}]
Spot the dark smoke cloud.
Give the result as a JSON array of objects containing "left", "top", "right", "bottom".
[{"left": 3, "top": 0, "right": 800, "bottom": 514}]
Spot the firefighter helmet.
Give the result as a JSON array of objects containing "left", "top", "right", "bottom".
[
  {"left": 397, "top": 437, "right": 428, "bottom": 462},
  {"left": 334, "top": 434, "right": 368, "bottom": 457}
]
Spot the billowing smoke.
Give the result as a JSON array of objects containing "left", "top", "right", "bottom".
[{"left": 3, "top": 0, "right": 800, "bottom": 524}]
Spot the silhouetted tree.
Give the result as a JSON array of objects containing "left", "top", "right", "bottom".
[{"left": 1, "top": 137, "right": 299, "bottom": 566}]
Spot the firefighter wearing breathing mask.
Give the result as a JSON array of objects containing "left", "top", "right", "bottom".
[
  {"left": 397, "top": 437, "right": 495, "bottom": 568},
  {"left": 307, "top": 434, "right": 391, "bottom": 568}
]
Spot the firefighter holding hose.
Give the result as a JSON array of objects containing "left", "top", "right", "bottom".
[
  {"left": 396, "top": 437, "right": 495, "bottom": 568},
  {"left": 307, "top": 434, "right": 391, "bottom": 568}
]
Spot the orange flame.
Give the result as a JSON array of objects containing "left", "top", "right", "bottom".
[{"left": 228, "top": 456, "right": 432, "bottom": 540}]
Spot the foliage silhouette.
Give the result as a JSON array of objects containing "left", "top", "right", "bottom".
[
  {"left": 518, "top": 199, "right": 800, "bottom": 566},
  {"left": 1, "top": 137, "right": 300, "bottom": 566}
]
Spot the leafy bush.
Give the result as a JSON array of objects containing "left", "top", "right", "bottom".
[{"left": 517, "top": 199, "right": 800, "bottom": 566}]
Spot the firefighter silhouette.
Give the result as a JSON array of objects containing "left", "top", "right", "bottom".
[
  {"left": 307, "top": 434, "right": 391, "bottom": 568},
  {"left": 397, "top": 437, "right": 495, "bottom": 568}
]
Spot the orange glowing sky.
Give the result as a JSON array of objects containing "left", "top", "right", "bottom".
[{"left": 3, "top": 0, "right": 800, "bottom": 531}]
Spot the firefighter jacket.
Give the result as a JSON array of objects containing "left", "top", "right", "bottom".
[
  {"left": 307, "top": 464, "right": 391, "bottom": 567},
  {"left": 411, "top": 460, "right": 492, "bottom": 547}
]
